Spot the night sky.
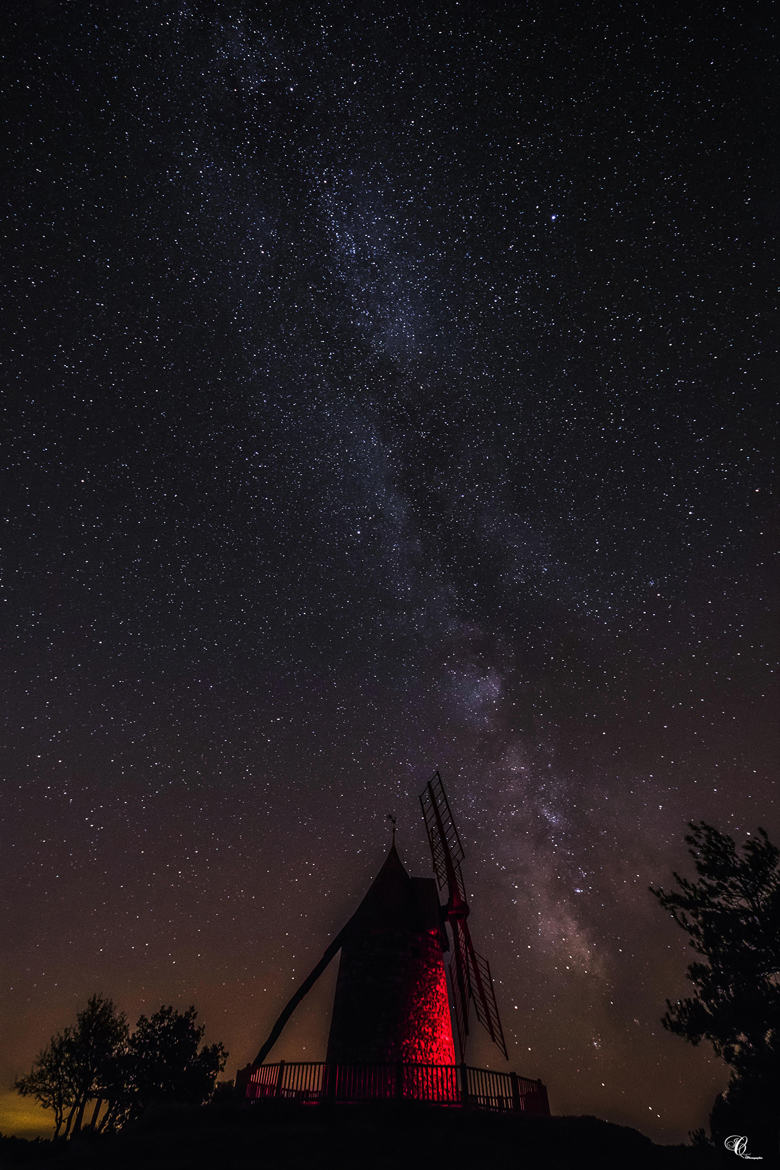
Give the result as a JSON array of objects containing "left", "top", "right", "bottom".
[{"left": 1, "top": 0, "right": 776, "bottom": 1145}]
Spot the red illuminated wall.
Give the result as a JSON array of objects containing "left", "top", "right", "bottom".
[
  {"left": 399, "top": 928, "right": 455, "bottom": 1065},
  {"left": 327, "top": 924, "right": 455, "bottom": 1066}
]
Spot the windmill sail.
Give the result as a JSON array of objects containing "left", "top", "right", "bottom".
[
  {"left": 461, "top": 924, "right": 508, "bottom": 1058},
  {"left": 447, "top": 915, "right": 469, "bottom": 1057},
  {"left": 420, "top": 771, "right": 508, "bottom": 1061},
  {"left": 420, "top": 769, "right": 466, "bottom": 903}
]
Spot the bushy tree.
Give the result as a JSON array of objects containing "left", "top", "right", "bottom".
[
  {"left": 651, "top": 822, "right": 780, "bottom": 1157},
  {"left": 127, "top": 1004, "right": 227, "bottom": 1120},
  {"left": 15, "top": 994, "right": 128, "bottom": 1138}
]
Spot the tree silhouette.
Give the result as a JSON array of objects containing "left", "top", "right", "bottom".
[
  {"left": 14, "top": 996, "right": 226, "bottom": 1138},
  {"left": 651, "top": 821, "right": 780, "bottom": 1157},
  {"left": 127, "top": 1004, "right": 227, "bottom": 1121},
  {"left": 14, "top": 1031, "right": 72, "bottom": 1138},
  {"left": 15, "top": 994, "right": 128, "bottom": 1138}
]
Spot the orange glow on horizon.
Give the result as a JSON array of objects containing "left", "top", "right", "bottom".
[{"left": 0, "top": 1090, "right": 52, "bottom": 1140}]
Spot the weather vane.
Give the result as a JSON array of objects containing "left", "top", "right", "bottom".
[{"left": 386, "top": 813, "right": 397, "bottom": 844}]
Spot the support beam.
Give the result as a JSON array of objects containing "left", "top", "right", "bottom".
[{"left": 252, "top": 931, "right": 344, "bottom": 1067}]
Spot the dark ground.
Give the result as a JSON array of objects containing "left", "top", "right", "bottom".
[{"left": 0, "top": 1102, "right": 739, "bottom": 1169}]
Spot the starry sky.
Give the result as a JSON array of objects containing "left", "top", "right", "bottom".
[{"left": 1, "top": 0, "right": 776, "bottom": 1145}]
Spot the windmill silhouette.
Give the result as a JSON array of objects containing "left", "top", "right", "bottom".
[{"left": 240, "top": 772, "right": 549, "bottom": 1112}]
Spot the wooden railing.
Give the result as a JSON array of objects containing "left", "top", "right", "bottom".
[{"left": 240, "top": 1061, "right": 549, "bottom": 1115}]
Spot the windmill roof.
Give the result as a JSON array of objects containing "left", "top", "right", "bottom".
[{"left": 343, "top": 842, "right": 442, "bottom": 939}]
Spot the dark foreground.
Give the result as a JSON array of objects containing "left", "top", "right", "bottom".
[{"left": 0, "top": 1102, "right": 732, "bottom": 1169}]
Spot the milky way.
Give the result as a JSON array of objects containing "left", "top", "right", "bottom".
[{"left": 1, "top": 1, "right": 775, "bottom": 1143}]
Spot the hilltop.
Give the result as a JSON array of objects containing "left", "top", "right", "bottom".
[{"left": 0, "top": 1101, "right": 724, "bottom": 1169}]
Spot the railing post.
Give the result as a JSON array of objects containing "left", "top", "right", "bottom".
[
  {"left": 533, "top": 1078, "right": 550, "bottom": 1116},
  {"left": 460, "top": 1062, "right": 469, "bottom": 1108},
  {"left": 234, "top": 1063, "right": 252, "bottom": 1100},
  {"left": 323, "top": 1061, "right": 335, "bottom": 1103},
  {"left": 510, "top": 1071, "right": 522, "bottom": 1112},
  {"left": 275, "top": 1060, "right": 286, "bottom": 1097}
]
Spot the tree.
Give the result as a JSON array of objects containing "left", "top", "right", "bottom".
[
  {"left": 67, "top": 993, "right": 129, "bottom": 1135},
  {"left": 651, "top": 821, "right": 780, "bottom": 1156},
  {"left": 14, "top": 994, "right": 128, "bottom": 1138},
  {"left": 14, "top": 1032, "right": 72, "bottom": 1138},
  {"left": 14, "top": 997, "right": 227, "bottom": 1137},
  {"left": 126, "top": 1005, "right": 227, "bottom": 1120}
]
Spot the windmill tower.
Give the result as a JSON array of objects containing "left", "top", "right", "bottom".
[
  {"left": 241, "top": 773, "right": 549, "bottom": 1113},
  {"left": 325, "top": 827, "right": 455, "bottom": 1065}
]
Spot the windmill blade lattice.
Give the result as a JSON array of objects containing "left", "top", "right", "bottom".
[
  {"left": 448, "top": 915, "right": 470, "bottom": 1057},
  {"left": 420, "top": 770, "right": 466, "bottom": 905},
  {"left": 420, "top": 771, "right": 509, "bottom": 1062},
  {"left": 464, "top": 930, "right": 508, "bottom": 1058}
]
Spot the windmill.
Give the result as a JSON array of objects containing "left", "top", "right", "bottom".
[
  {"left": 239, "top": 773, "right": 548, "bottom": 1113},
  {"left": 250, "top": 772, "right": 506, "bottom": 1069}
]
